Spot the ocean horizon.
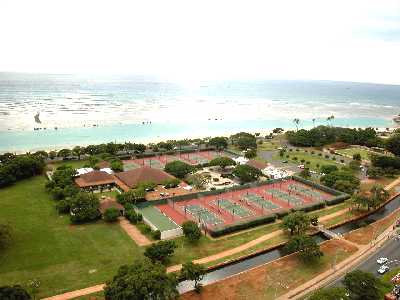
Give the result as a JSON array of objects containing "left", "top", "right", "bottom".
[{"left": 1, "top": 72, "right": 399, "bottom": 153}]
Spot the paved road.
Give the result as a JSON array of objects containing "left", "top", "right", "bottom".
[{"left": 327, "top": 237, "right": 400, "bottom": 288}]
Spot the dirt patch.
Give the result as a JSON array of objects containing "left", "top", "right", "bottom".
[{"left": 180, "top": 240, "right": 357, "bottom": 300}]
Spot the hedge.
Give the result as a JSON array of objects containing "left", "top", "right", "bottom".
[
  {"left": 325, "top": 194, "right": 349, "bottom": 206},
  {"left": 292, "top": 201, "right": 326, "bottom": 213},
  {"left": 208, "top": 213, "right": 277, "bottom": 237}
]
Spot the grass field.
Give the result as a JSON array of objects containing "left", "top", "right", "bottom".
[
  {"left": 336, "top": 147, "right": 374, "bottom": 161},
  {"left": 277, "top": 151, "right": 341, "bottom": 171},
  {"left": 0, "top": 176, "right": 142, "bottom": 298}
]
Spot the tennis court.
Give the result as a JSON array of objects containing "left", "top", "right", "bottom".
[
  {"left": 153, "top": 178, "right": 337, "bottom": 234},
  {"left": 123, "top": 150, "right": 226, "bottom": 170},
  {"left": 211, "top": 198, "right": 254, "bottom": 218},
  {"left": 242, "top": 193, "right": 280, "bottom": 210},
  {"left": 136, "top": 205, "right": 180, "bottom": 231}
]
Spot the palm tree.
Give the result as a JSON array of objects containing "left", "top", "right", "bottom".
[
  {"left": 312, "top": 118, "right": 316, "bottom": 128},
  {"left": 326, "top": 115, "right": 335, "bottom": 126},
  {"left": 293, "top": 118, "right": 300, "bottom": 131}
]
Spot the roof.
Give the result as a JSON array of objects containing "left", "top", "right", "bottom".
[
  {"left": 115, "top": 166, "right": 176, "bottom": 188},
  {"left": 99, "top": 198, "right": 124, "bottom": 214},
  {"left": 76, "top": 167, "right": 94, "bottom": 176},
  {"left": 75, "top": 170, "right": 115, "bottom": 188},
  {"left": 246, "top": 159, "right": 268, "bottom": 170}
]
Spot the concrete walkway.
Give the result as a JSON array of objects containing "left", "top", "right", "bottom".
[
  {"left": 118, "top": 217, "right": 153, "bottom": 246},
  {"left": 385, "top": 176, "right": 400, "bottom": 191},
  {"left": 42, "top": 284, "right": 105, "bottom": 300}
]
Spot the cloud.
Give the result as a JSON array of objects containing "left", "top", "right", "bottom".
[{"left": 0, "top": 0, "right": 399, "bottom": 84}]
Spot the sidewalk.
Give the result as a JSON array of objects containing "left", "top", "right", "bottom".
[{"left": 118, "top": 217, "right": 153, "bottom": 246}]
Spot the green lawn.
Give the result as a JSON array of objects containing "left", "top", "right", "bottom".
[
  {"left": 336, "top": 147, "right": 373, "bottom": 161},
  {"left": 278, "top": 150, "right": 341, "bottom": 171},
  {"left": 47, "top": 159, "right": 89, "bottom": 170},
  {"left": 0, "top": 176, "right": 142, "bottom": 298}
]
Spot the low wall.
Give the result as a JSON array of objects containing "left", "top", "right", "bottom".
[{"left": 161, "top": 227, "right": 183, "bottom": 240}]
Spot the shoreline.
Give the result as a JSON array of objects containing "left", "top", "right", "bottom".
[{"left": 2, "top": 122, "right": 398, "bottom": 154}]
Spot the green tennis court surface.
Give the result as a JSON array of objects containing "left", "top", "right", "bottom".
[
  {"left": 136, "top": 206, "right": 179, "bottom": 231},
  {"left": 123, "top": 162, "right": 141, "bottom": 171},
  {"left": 212, "top": 199, "right": 253, "bottom": 218},
  {"left": 185, "top": 204, "right": 223, "bottom": 225},
  {"left": 143, "top": 159, "right": 164, "bottom": 169},
  {"left": 188, "top": 154, "right": 209, "bottom": 164},
  {"left": 266, "top": 189, "right": 303, "bottom": 206},
  {"left": 288, "top": 183, "right": 325, "bottom": 199},
  {"left": 243, "top": 193, "right": 280, "bottom": 210}
]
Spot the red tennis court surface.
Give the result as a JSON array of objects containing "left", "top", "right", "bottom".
[
  {"left": 157, "top": 178, "right": 335, "bottom": 229},
  {"left": 122, "top": 150, "right": 227, "bottom": 170}
]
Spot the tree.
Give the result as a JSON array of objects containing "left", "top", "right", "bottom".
[
  {"left": 208, "top": 137, "right": 228, "bottom": 151},
  {"left": 180, "top": 262, "right": 206, "bottom": 293},
  {"left": 309, "top": 287, "right": 349, "bottom": 300},
  {"left": 293, "top": 118, "right": 300, "bottom": 131},
  {"left": 72, "top": 146, "right": 84, "bottom": 160},
  {"left": 182, "top": 221, "right": 201, "bottom": 243},
  {"left": 110, "top": 160, "right": 123, "bottom": 172},
  {"left": 57, "top": 148, "right": 72, "bottom": 159},
  {"left": 320, "top": 165, "right": 338, "bottom": 174},
  {"left": 103, "top": 208, "right": 120, "bottom": 222},
  {"left": 230, "top": 132, "right": 257, "bottom": 150},
  {"left": 284, "top": 234, "right": 323, "bottom": 262},
  {"left": 385, "top": 133, "right": 400, "bottom": 156},
  {"left": 164, "top": 161, "right": 193, "bottom": 178},
  {"left": 69, "top": 193, "right": 101, "bottom": 223},
  {"left": 281, "top": 211, "right": 310, "bottom": 235},
  {"left": 299, "top": 168, "right": 311, "bottom": 179},
  {"left": 343, "top": 270, "right": 382, "bottom": 300},
  {"left": 369, "top": 184, "right": 389, "bottom": 210},
  {"left": 244, "top": 149, "right": 257, "bottom": 159},
  {"left": 0, "top": 223, "right": 12, "bottom": 249},
  {"left": 208, "top": 157, "right": 236, "bottom": 169},
  {"left": 116, "top": 189, "right": 146, "bottom": 205},
  {"left": 232, "top": 164, "right": 262, "bottom": 183},
  {"left": 349, "top": 160, "right": 361, "bottom": 171},
  {"left": 104, "top": 258, "right": 178, "bottom": 300},
  {"left": 352, "top": 153, "right": 362, "bottom": 161},
  {"left": 163, "top": 178, "right": 180, "bottom": 189},
  {"left": 187, "top": 173, "right": 211, "bottom": 190},
  {"left": 320, "top": 171, "right": 360, "bottom": 194},
  {"left": 0, "top": 285, "right": 31, "bottom": 300},
  {"left": 144, "top": 240, "right": 177, "bottom": 264}
]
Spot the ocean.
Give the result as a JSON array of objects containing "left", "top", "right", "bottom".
[{"left": 0, "top": 72, "right": 399, "bottom": 153}]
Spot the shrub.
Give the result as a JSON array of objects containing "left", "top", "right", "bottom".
[
  {"left": 164, "top": 161, "right": 193, "bottom": 178},
  {"left": 182, "top": 221, "right": 201, "bottom": 242},
  {"left": 163, "top": 178, "right": 180, "bottom": 189},
  {"left": 293, "top": 157, "right": 298, "bottom": 161},
  {"left": 103, "top": 208, "right": 120, "bottom": 222},
  {"left": 56, "top": 199, "right": 70, "bottom": 214},
  {"left": 318, "top": 153, "right": 322, "bottom": 156},
  {"left": 152, "top": 230, "right": 161, "bottom": 240},
  {"left": 144, "top": 240, "right": 177, "bottom": 263}
]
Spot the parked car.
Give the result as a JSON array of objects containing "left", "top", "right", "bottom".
[
  {"left": 281, "top": 160, "right": 288, "bottom": 163},
  {"left": 377, "top": 257, "right": 389, "bottom": 265},
  {"left": 298, "top": 164, "right": 305, "bottom": 169},
  {"left": 378, "top": 265, "right": 390, "bottom": 274}
]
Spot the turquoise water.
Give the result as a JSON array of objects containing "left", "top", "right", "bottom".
[
  {"left": 0, "top": 73, "right": 398, "bottom": 152},
  {"left": 0, "top": 117, "right": 391, "bottom": 153}
]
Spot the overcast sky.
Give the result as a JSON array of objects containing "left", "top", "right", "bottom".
[{"left": 1, "top": 0, "right": 399, "bottom": 84}]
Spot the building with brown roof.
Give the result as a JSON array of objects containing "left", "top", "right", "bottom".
[
  {"left": 75, "top": 170, "right": 116, "bottom": 190},
  {"left": 246, "top": 159, "right": 268, "bottom": 170},
  {"left": 115, "top": 166, "right": 176, "bottom": 189},
  {"left": 99, "top": 198, "right": 125, "bottom": 215}
]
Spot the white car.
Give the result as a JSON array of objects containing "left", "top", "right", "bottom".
[
  {"left": 298, "top": 164, "right": 305, "bottom": 169},
  {"left": 378, "top": 265, "right": 390, "bottom": 274},
  {"left": 377, "top": 257, "right": 389, "bottom": 265}
]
